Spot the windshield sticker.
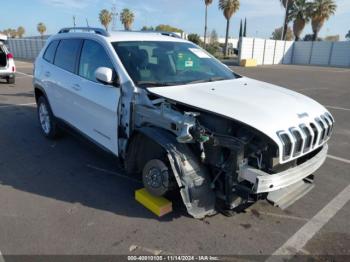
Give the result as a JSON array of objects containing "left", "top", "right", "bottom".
[
  {"left": 188, "top": 48, "right": 211, "bottom": 58},
  {"left": 185, "top": 60, "right": 194, "bottom": 67}
]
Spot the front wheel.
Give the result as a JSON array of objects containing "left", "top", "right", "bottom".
[
  {"left": 37, "top": 96, "right": 60, "bottom": 139},
  {"left": 142, "top": 159, "right": 172, "bottom": 196}
]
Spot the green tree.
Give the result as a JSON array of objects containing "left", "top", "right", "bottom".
[
  {"left": 37, "top": 23, "right": 46, "bottom": 40},
  {"left": 17, "top": 26, "right": 25, "bottom": 38},
  {"left": 205, "top": 29, "right": 220, "bottom": 56},
  {"left": 209, "top": 29, "right": 218, "bottom": 44},
  {"left": 218, "top": 0, "right": 240, "bottom": 57},
  {"left": 9, "top": 29, "right": 17, "bottom": 38},
  {"left": 243, "top": 17, "right": 247, "bottom": 37},
  {"left": 310, "top": 0, "right": 337, "bottom": 41},
  {"left": 239, "top": 19, "right": 243, "bottom": 38},
  {"left": 120, "top": 9, "right": 135, "bottom": 31},
  {"left": 279, "top": 0, "right": 295, "bottom": 40},
  {"left": 99, "top": 9, "right": 113, "bottom": 31},
  {"left": 289, "top": 0, "right": 312, "bottom": 41},
  {"left": 303, "top": 33, "right": 322, "bottom": 41},
  {"left": 155, "top": 24, "right": 183, "bottom": 33},
  {"left": 203, "top": 0, "right": 213, "bottom": 47},
  {"left": 346, "top": 30, "right": 350, "bottom": 40},
  {"left": 141, "top": 26, "right": 154, "bottom": 31},
  {"left": 271, "top": 26, "right": 294, "bottom": 41},
  {"left": 187, "top": 34, "right": 202, "bottom": 45}
]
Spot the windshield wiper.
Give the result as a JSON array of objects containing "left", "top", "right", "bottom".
[
  {"left": 137, "top": 81, "right": 175, "bottom": 87},
  {"left": 185, "top": 77, "right": 227, "bottom": 85}
]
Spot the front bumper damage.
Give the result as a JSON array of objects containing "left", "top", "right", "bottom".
[{"left": 240, "top": 144, "right": 328, "bottom": 209}]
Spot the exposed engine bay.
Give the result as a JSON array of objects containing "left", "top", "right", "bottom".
[{"left": 123, "top": 90, "right": 330, "bottom": 218}]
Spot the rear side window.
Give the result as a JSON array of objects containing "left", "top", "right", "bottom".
[
  {"left": 54, "top": 39, "right": 82, "bottom": 73},
  {"left": 43, "top": 40, "right": 59, "bottom": 63},
  {"left": 78, "top": 40, "right": 114, "bottom": 82}
]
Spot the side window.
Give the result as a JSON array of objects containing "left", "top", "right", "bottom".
[
  {"left": 43, "top": 40, "right": 59, "bottom": 64},
  {"left": 54, "top": 39, "right": 82, "bottom": 73},
  {"left": 79, "top": 40, "right": 114, "bottom": 82}
]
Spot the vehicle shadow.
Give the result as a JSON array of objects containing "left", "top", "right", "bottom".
[
  {"left": 0, "top": 91, "right": 34, "bottom": 97},
  {"left": 0, "top": 104, "right": 189, "bottom": 221}
]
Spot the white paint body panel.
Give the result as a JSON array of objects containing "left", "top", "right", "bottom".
[{"left": 148, "top": 77, "right": 331, "bottom": 164}]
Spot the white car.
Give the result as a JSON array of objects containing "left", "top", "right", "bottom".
[
  {"left": 33, "top": 27, "right": 334, "bottom": 218},
  {"left": 0, "top": 40, "right": 16, "bottom": 84}
]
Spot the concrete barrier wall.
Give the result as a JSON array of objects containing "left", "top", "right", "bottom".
[
  {"left": 330, "top": 41, "right": 350, "bottom": 67},
  {"left": 252, "top": 38, "right": 265, "bottom": 65},
  {"left": 239, "top": 37, "right": 350, "bottom": 67},
  {"left": 7, "top": 39, "right": 46, "bottom": 60}
]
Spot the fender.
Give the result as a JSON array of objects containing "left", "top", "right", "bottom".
[
  {"left": 137, "top": 126, "right": 216, "bottom": 218},
  {"left": 33, "top": 84, "right": 49, "bottom": 103}
]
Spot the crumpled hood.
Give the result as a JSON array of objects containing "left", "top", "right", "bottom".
[{"left": 148, "top": 77, "right": 330, "bottom": 161}]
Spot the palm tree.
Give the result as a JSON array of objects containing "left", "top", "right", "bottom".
[
  {"left": 37, "top": 23, "right": 46, "bottom": 40},
  {"left": 346, "top": 30, "right": 350, "bottom": 40},
  {"left": 289, "top": 0, "right": 311, "bottom": 41},
  {"left": 218, "top": 0, "right": 240, "bottom": 57},
  {"left": 203, "top": 0, "right": 213, "bottom": 47},
  {"left": 17, "top": 26, "right": 25, "bottom": 38},
  {"left": 99, "top": 9, "right": 113, "bottom": 31},
  {"left": 279, "top": 0, "right": 294, "bottom": 40},
  {"left": 310, "top": 0, "right": 337, "bottom": 41},
  {"left": 120, "top": 9, "right": 135, "bottom": 31}
]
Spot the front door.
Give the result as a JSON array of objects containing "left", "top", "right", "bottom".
[{"left": 69, "top": 39, "right": 120, "bottom": 154}]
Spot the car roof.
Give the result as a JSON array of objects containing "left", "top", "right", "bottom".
[
  {"left": 107, "top": 31, "right": 188, "bottom": 43},
  {"left": 51, "top": 30, "right": 189, "bottom": 44}
]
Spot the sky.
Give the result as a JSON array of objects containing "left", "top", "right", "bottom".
[{"left": 1, "top": 0, "right": 349, "bottom": 40}]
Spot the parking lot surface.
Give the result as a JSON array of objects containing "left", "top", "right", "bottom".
[{"left": 0, "top": 61, "right": 349, "bottom": 258}]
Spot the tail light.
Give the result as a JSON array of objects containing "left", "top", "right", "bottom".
[
  {"left": 7, "top": 53, "right": 14, "bottom": 59},
  {"left": 12, "top": 66, "right": 15, "bottom": 72}
]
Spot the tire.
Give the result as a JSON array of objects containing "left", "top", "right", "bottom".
[
  {"left": 7, "top": 76, "right": 15, "bottom": 84},
  {"left": 37, "top": 96, "right": 60, "bottom": 139}
]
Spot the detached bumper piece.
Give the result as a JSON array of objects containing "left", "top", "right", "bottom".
[{"left": 267, "top": 179, "right": 314, "bottom": 209}]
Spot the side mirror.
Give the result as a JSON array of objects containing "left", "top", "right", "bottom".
[{"left": 95, "top": 67, "right": 114, "bottom": 85}]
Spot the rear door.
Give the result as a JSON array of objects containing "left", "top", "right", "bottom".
[
  {"left": 51, "top": 39, "right": 83, "bottom": 123},
  {"left": 69, "top": 39, "right": 120, "bottom": 154}
]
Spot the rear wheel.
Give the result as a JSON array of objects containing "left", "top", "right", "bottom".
[
  {"left": 7, "top": 76, "right": 15, "bottom": 84},
  {"left": 37, "top": 96, "right": 60, "bottom": 139}
]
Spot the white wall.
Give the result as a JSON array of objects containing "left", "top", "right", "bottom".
[
  {"left": 293, "top": 41, "right": 313, "bottom": 65},
  {"left": 252, "top": 38, "right": 265, "bottom": 65},
  {"left": 239, "top": 37, "right": 350, "bottom": 67},
  {"left": 310, "top": 42, "right": 332, "bottom": 65},
  {"left": 330, "top": 42, "right": 350, "bottom": 67},
  {"left": 7, "top": 39, "right": 46, "bottom": 60}
]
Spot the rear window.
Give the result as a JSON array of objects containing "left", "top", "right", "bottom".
[
  {"left": 43, "top": 40, "right": 59, "bottom": 63},
  {"left": 54, "top": 39, "right": 82, "bottom": 73}
]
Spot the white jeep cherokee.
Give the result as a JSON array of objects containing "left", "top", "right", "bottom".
[{"left": 33, "top": 27, "right": 334, "bottom": 218}]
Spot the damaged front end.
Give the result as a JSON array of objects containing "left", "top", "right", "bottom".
[{"left": 128, "top": 94, "right": 329, "bottom": 218}]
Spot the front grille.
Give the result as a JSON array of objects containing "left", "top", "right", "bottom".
[{"left": 277, "top": 113, "right": 334, "bottom": 161}]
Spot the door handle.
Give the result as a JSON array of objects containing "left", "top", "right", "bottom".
[
  {"left": 72, "top": 84, "right": 81, "bottom": 91},
  {"left": 44, "top": 71, "right": 51, "bottom": 77}
]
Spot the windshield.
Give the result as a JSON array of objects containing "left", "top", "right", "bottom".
[{"left": 112, "top": 41, "right": 237, "bottom": 87}]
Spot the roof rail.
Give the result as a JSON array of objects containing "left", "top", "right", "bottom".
[
  {"left": 125, "top": 30, "right": 182, "bottom": 39},
  {"left": 140, "top": 31, "right": 182, "bottom": 39},
  {"left": 158, "top": 32, "right": 182, "bottom": 39},
  {"left": 58, "top": 27, "right": 110, "bottom": 37}
]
